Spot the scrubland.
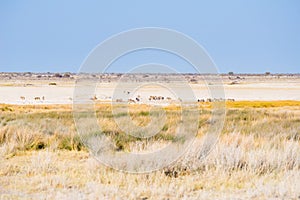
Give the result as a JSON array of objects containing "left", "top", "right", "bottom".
[{"left": 0, "top": 101, "right": 300, "bottom": 199}]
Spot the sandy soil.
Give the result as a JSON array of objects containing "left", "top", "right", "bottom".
[{"left": 0, "top": 73, "right": 300, "bottom": 104}]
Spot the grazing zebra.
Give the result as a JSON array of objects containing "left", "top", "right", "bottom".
[
  {"left": 34, "top": 97, "right": 41, "bottom": 101},
  {"left": 149, "top": 96, "right": 155, "bottom": 101},
  {"left": 206, "top": 98, "right": 212, "bottom": 102},
  {"left": 128, "top": 99, "right": 135, "bottom": 104},
  {"left": 90, "top": 95, "right": 97, "bottom": 101}
]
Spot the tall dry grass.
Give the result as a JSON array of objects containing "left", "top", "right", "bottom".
[{"left": 0, "top": 102, "right": 300, "bottom": 199}]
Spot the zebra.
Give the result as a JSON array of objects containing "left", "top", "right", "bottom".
[{"left": 128, "top": 99, "right": 136, "bottom": 104}]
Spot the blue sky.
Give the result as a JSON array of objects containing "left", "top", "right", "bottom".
[{"left": 0, "top": 0, "right": 299, "bottom": 73}]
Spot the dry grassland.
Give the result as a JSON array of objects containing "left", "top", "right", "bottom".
[{"left": 0, "top": 101, "right": 300, "bottom": 199}]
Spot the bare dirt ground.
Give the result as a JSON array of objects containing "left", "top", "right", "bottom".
[{"left": 0, "top": 73, "right": 300, "bottom": 104}]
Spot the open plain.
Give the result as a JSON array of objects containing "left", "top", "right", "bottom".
[
  {"left": 0, "top": 73, "right": 300, "bottom": 199},
  {"left": 0, "top": 73, "right": 300, "bottom": 105}
]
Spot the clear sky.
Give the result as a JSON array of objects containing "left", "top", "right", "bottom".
[{"left": 0, "top": 1, "right": 299, "bottom": 73}]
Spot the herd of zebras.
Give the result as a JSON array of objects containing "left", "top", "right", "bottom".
[
  {"left": 20, "top": 96, "right": 45, "bottom": 101},
  {"left": 90, "top": 95, "right": 235, "bottom": 104},
  {"left": 19, "top": 95, "right": 235, "bottom": 104}
]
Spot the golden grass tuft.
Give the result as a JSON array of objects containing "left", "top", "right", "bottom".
[{"left": 226, "top": 100, "right": 300, "bottom": 108}]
